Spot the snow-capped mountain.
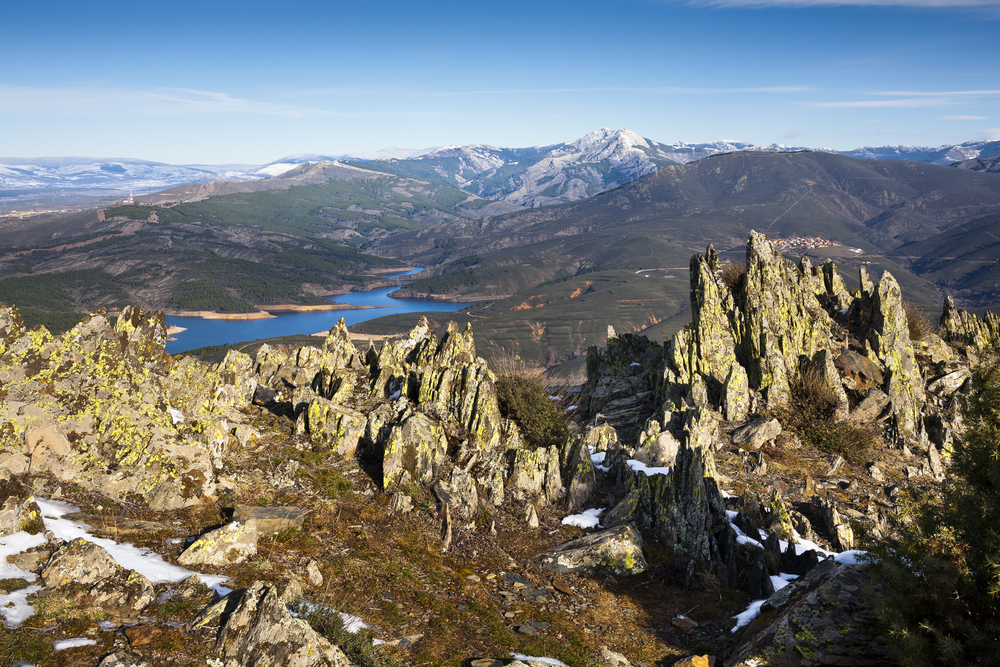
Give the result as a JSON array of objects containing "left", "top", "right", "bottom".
[
  {"left": 0, "top": 157, "right": 260, "bottom": 193},
  {"left": 3, "top": 135, "right": 998, "bottom": 207},
  {"left": 839, "top": 140, "right": 1000, "bottom": 165},
  {"left": 355, "top": 129, "right": 685, "bottom": 207}
]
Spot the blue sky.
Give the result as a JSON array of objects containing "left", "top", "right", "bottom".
[{"left": 2, "top": 0, "right": 998, "bottom": 164}]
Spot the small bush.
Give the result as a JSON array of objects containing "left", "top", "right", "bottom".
[
  {"left": 903, "top": 301, "right": 934, "bottom": 341},
  {"left": 491, "top": 351, "right": 569, "bottom": 449},
  {"left": 720, "top": 260, "right": 746, "bottom": 291},
  {"left": 775, "top": 367, "right": 879, "bottom": 463},
  {"left": 294, "top": 601, "right": 403, "bottom": 667}
]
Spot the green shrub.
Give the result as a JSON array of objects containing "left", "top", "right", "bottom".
[
  {"left": 864, "top": 356, "right": 1000, "bottom": 666},
  {"left": 495, "top": 374, "right": 568, "bottom": 450},
  {"left": 293, "top": 600, "right": 402, "bottom": 667},
  {"left": 775, "top": 367, "right": 879, "bottom": 463}
]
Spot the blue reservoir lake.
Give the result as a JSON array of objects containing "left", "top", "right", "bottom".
[{"left": 164, "top": 269, "right": 472, "bottom": 354}]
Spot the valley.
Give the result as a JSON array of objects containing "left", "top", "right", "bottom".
[{"left": 0, "top": 137, "right": 998, "bottom": 373}]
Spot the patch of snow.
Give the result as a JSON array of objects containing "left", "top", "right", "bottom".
[
  {"left": 835, "top": 550, "right": 869, "bottom": 565},
  {"left": 253, "top": 163, "right": 300, "bottom": 177},
  {"left": 561, "top": 508, "right": 605, "bottom": 530},
  {"left": 732, "top": 599, "right": 766, "bottom": 632},
  {"left": 340, "top": 611, "right": 368, "bottom": 634},
  {"left": 35, "top": 498, "right": 230, "bottom": 595},
  {"left": 778, "top": 572, "right": 799, "bottom": 581},
  {"left": 770, "top": 575, "right": 792, "bottom": 591},
  {"left": 98, "top": 620, "right": 119, "bottom": 631},
  {"left": 0, "top": 530, "right": 48, "bottom": 628},
  {"left": 511, "top": 654, "right": 568, "bottom": 666},
  {"left": 565, "top": 406, "right": 578, "bottom": 411},
  {"left": 626, "top": 459, "right": 671, "bottom": 477},
  {"left": 548, "top": 395, "right": 561, "bottom": 400},
  {"left": 0, "top": 530, "right": 46, "bottom": 581},
  {"left": 590, "top": 451, "right": 611, "bottom": 472},
  {"left": 0, "top": 584, "right": 41, "bottom": 629},
  {"left": 54, "top": 638, "right": 97, "bottom": 651},
  {"left": 169, "top": 407, "right": 184, "bottom": 424},
  {"left": 629, "top": 362, "right": 641, "bottom": 367}
]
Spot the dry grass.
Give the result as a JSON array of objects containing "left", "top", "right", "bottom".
[
  {"left": 720, "top": 261, "right": 746, "bottom": 291},
  {"left": 776, "top": 367, "right": 881, "bottom": 464},
  {"left": 903, "top": 300, "right": 935, "bottom": 341}
]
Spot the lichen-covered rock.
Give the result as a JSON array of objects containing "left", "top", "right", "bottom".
[
  {"left": 382, "top": 413, "right": 449, "bottom": 490},
  {"left": 83, "top": 569, "right": 156, "bottom": 622},
  {"left": 727, "top": 561, "right": 889, "bottom": 667},
  {"left": 536, "top": 523, "right": 646, "bottom": 575},
  {"left": 41, "top": 538, "right": 122, "bottom": 588},
  {"left": 178, "top": 519, "right": 260, "bottom": 567},
  {"left": 0, "top": 489, "right": 42, "bottom": 535},
  {"left": 507, "top": 446, "right": 563, "bottom": 505},
  {"left": 738, "top": 231, "right": 833, "bottom": 409},
  {"left": 232, "top": 505, "right": 309, "bottom": 535},
  {"left": 850, "top": 389, "right": 890, "bottom": 424},
  {"left": 868, "top": 272, "right": 925, "bottom": 440},
  {"left": 0, "top": 305, "right": 246, "bottom": 510},
  {"left": 580, "top": 333, "right": 664, "bottom": 445},
  {"left": 730, "top": 419, "right": 782, "bottom": 450},
  {"left": 927, "top": 368, "right": 971, "bottom": 396},
  {"left": 634, "top": 428, "right": 681, "bottom": 467},
  {"left": 560, "top": 434, "right": 596, "bottom": 513},
  {"left": 296, "top": 398, "right": 366, "bottom": 457},
  {"left": 834, "top": 348, "right": 884, "bottom": 391},
  {"left": 212, "top": 581, "right": 351, "bottom": 667},
  {"left": 97, "top": 650, "right": 152, "bottom": 667},
  {"left": 817, "top": 498, "right": 854, "bottom": 551},
  {"left": 938, "top": 295, "right": 1000, "bottom": 356}
]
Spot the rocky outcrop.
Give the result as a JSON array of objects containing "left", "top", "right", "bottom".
[
  {"left": 40, "top": 537, "right": 155, "bottom": 622},
  {"left": 179, "top": 519, "right": 261, "bottom": 567},
  {"left": 210, "top": 581, "right": 351, "bottom": 667},
  {"left": 536, "top": 523, "right": 647, "bottom": 575},
  {"left": 727, "top": 560, "right": 889, "bottom": 667},
  {"left": 0, "top": 306, "right": 244, "bottom": 510}
]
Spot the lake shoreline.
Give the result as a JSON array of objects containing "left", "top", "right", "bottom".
[{"left": 164, "top": 302, "right": 382, "bottom": 320}]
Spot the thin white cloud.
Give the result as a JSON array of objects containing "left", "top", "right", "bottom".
[
  {"left": 986, "top": 128, "right": 1000, "bottom": 139},
  {"left": 295, "top": 85, "right": 811, "bottom": 98},
  {"left": 810, "top": 88, "right": 1000, "bottom": 108},
  {"left": 814, "top": 98, "right": 958, "bottom": 108},
  {"left": 872, "top": 89, "right": 1000, "bottom": 96},
  {"left": 945, "top": 115, "right": 988, "bottom": 120},
  {"left": 686, "top": 0, "right": 1000, "bottom": 8},
  {"left": 432, "top": 85, "right": 812, "bottom": 96},
  {"left": 0, "top": 86, "right": 343, "bottom": 117}
]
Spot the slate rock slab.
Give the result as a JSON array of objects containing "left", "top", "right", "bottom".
[{"left": 536, "top": 523, "right": 646, "bottom": 575}]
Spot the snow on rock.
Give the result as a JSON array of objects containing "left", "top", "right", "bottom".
[
  {"left": 834, "top": 550, "right": 869, "bottom": 565},
  {"left": 561, "top": 507, "right": 605, "bottom": 529},
  {"left": 731, "top": 599, "right": 767, "bottom": 632},
  {"left": 35, "top": 498, "right": 230, "bottom": 594},
  {"left": 626, "top": 459, "right": 672, "bottom": 477},
  {"left": 590, "top": 451, "right": 611, "bottom": 472},
  {"left": 511, "top": 654, "right": 569, "bottom": 666},
  {"left": 169, "top": 408, "right": 184, "bottom": 424},
  {"left": 0, "top": 530, "right": 47, "bottom": 628},
  {"left": 54, "top": 638, "right": 98, "bottom": 651}
]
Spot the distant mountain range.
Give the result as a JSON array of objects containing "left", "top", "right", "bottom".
[{"left": 3, "top": 131, "right": 999, "bottom": 208}]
